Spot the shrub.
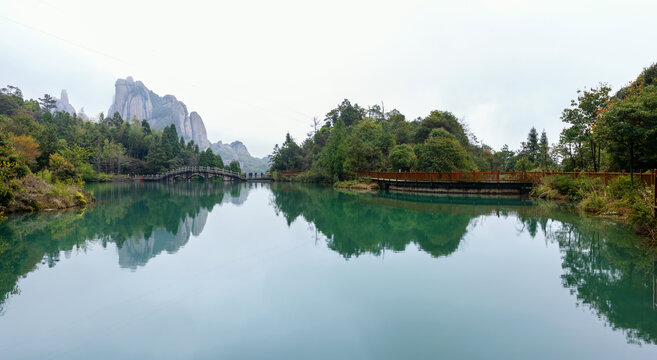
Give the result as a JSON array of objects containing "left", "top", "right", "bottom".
[
  {"left": 546, "top": 175, "right": 580, "bottom": 201},
  {"left": 36, "top": 169, "right": 53, "bottom": 183},
  {"left": 294, "top": 168, "right": 333, "bottom": 183},
  {"left": 75, "top": 192, "right": 87, "bottom": 206},
  {"left": 580, "top": 193, "right": 606, "bottom": 214},
  {"left": 628, "top": 188, "right": 657, "bottom": 242},
  {"left": 607, "top": 175, "right": 641, "bottom": 200}
]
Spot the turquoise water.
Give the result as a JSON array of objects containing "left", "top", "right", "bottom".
[{"left": 0, "top": 182, "right": 656, "bottom": 359}]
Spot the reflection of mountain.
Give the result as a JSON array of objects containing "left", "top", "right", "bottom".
[
  {"left": 3, "top": 183, "right": 657, "bottom": 347},
  {"left": 0, "top": 182, "right": 253, "bottom": 312},
  {"left": 118, "top": 209, "right": 208, "bottom": 269}
]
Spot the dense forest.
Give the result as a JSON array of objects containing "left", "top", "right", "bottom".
[
  {"left": 0, "top": 88, "right": 238, "bottom": 178},
  {"left": 269, "top": 63, "right": 657, "bottom": 181},
  {"left": 0, "top": 88, "right": 241, "bottom": 217}
]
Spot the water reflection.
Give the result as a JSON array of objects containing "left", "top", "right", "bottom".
[
  {"left": 540, "top": 217, "right": 657, "bottom": 345},
  {"left": 0, "top": 181, "right": 255, "bottom": 313},
  {"left": 269, "top": 184, "right": 657, "bottom": 345},
  {"left": 270, "top": 183, "right": 538, "bottom": 258},
  {"left": 0, "top": 182, "right": 656, "bottom": 347}
]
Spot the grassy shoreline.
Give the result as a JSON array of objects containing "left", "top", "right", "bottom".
[
  {"left": 334, "top": 179, "right": 379, "bottom": 191},
  {"left": 2, "top": 175, "right": 94, "bottom": 216},
  {"left": 531, "top": 174, "right": 656, "bottom": 244}
]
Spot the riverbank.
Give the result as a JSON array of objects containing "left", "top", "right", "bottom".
[
  {"left": 531, "top": 175, "right": 656, "bottom": 243},
  {"left": 334, "top": 180, "right": 379, "bottom": 191},
  {"left": 1, "top": 175, "right": 94, "bottom": 215}
]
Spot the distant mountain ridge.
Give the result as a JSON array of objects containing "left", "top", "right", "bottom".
[
  {"left": 107, "top": 77, "right": 269, "bottom": 173},
  {"left": 210, "top": 141, "right": 270, "bottom": 173}
]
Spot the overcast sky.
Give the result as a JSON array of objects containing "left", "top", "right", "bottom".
[{"left": 1, "top": 0, "right": 656, "bottom": 157}]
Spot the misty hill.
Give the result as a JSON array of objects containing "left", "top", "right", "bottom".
[
  {"left": 210, "top": 141, "right": 270, "bottom": 173},
  {"left": 53, "top": 89, "right": 89, "bottom": 121}
]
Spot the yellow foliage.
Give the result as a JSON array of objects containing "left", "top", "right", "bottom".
[{"left": 10, "top": 135, "right": 40, "bottom": 164}]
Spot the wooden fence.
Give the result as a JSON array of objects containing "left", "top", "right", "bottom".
[{"left": 358, "top": 170, "right": 657, "bottom": 187}]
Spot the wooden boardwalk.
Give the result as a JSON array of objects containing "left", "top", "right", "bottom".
[{"left": 359, "top": 170, "right": 657, "bottom": 196}]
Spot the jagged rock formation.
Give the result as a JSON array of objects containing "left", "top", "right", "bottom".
[
  {"left": 210, "top": 140, "right": 270, "bottom": 173},
  {"left": 106, "top": 76, "right": 269, "bottom": 172},
  {"left": 53, "top": 90, "right": 89, "bottom": 120},
  {"left": 54, "top": 90, "right": 75, "bottom": 114},
  {"left": 108, "top": 77, "right": 210, "bottom": 149},
  {"left": 188, "top": 111, "right": 208, "bottom": 148}
]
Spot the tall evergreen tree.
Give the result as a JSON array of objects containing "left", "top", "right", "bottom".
[
  {"left": 524, "top": 127, "right": 539, "bottom": 163},
  {"left": 539, "top": 130, "right": 549, "bottom": 168}
]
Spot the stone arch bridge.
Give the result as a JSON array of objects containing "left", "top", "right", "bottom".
[{"left": 135, "top": 167, "right": 246, "bottom": 182}]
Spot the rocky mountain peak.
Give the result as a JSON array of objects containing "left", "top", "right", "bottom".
[
  {"left": 108, "top": 77, "right": 210, "bottom": 149},
  {"left": 230, "top": 141, "right": 249, "bottom": 156},
  {"left": 53, "top": 89, "right": 88, "bottom": 120}
]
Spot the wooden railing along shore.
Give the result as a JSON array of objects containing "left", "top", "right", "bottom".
[{"left": 358, "top": 170, "right": 657, "bottom": 187}]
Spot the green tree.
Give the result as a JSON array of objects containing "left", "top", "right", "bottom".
[
  {"left": 597, "top": 82, "right": 657, "bottom": 178},
  {"left": 514, "top": 156, "right": 531, "bottom": 171},
  {"left": 560, "top": 85, "right": 611, "bottom": 171},
  {"left": 346, "top": 119, "right": 384, "bottom": 172},
  {"left": 0, "top": 133, "right": 29, "bottom": 208},
  {"left": 199, "top": 148, "right": 222, "bottom": 167},
  {"left": 145, "top": 142, "right": 167, "bottom": 174},
  {"left": 321, "top": 118, "right": 349, "bottom": 179},
  {"left": 415, "top": 110, "right": 467, "bottom": 145},
  {"left": 416, "top": 129, "right": 471, "bottom": 172},
  {"left": 324, "top": 99, "right": 364, "bottom": 127},
  {"left": 101, "top": 140, "right": 129, "bottom": 174},
  {"left": 228, "top": 160, "right": 241, "bottom": 174},
  {"left": 49, "top": 153, "right": 80, "bottom": 184},
  {"left": 492, "top": 144, "right": 516, "bottom": 171},
  {"left": 36, "top": 123, "right": 60, "bottom": 168},
  {"left": 389, "top": 144, "right": 416, "bottom": 171},
  {"left": 38, "top": 94, "right": 56, "bottom": 110},
  {"left": 523, "top": 127, "right": 539, "bottom": 163},
  {"left": 538, "top": 130, "right": 550, "bottom": 168},
  {"left": 58, "top": 144, "right": 92, "bottom": 168},
  {"left": 270, "top": 133, "right": 304, "bottom": 171},
  {"left": 0, "top": 94, "right": 19, "bottom": 115}
]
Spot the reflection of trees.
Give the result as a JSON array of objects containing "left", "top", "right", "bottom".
[
  {"left": 0, "top": 182, "right": 251, "bottom": 313},
  {"left": 270, "top": 184, "right": 536, "bottom": 259},
  {"left": 271, "top": 184, "right": 657, "bottom": 345},
  {"left": 517, "top": 211, "right": 657, "bottom": 345},
  {"left": 3, "top": 181, "right": 657, "bottom": 346}
]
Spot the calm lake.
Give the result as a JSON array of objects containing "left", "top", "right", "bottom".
[{"left": 1, "top": 182, "right": 656, "bottom": 359}]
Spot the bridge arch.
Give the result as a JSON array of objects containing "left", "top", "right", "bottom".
[{"left": 136, "top": 166, "right": 246, "bottom": 182}]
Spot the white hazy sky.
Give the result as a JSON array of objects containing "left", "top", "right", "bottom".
[{"left": 1, "top": 0, "right": 656, "bottom": 157}]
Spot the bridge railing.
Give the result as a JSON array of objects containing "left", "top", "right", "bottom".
[
  {"left": 134, "top": 166, "right": 246, "bottom": 181},
  {"left": 359, "top": 170, "right": 657, "bottom": 186}
]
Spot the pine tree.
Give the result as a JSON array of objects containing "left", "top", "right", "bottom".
[
  {"left": 524, "top": 127, "right": 539, "bottom": 163},
  {"left": 539, "top": 130, "right": 549, "bottom": 168}
]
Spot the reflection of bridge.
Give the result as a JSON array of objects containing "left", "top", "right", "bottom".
[{"left": 136, "top": 167, "right": 246, "bottom": 182}]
